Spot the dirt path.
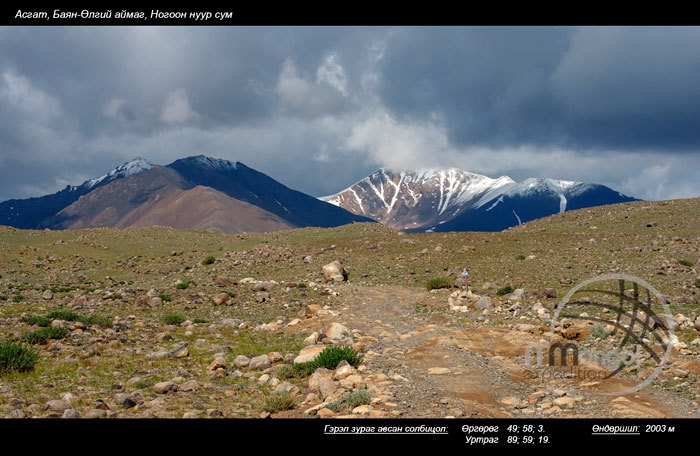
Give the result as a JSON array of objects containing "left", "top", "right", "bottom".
[{"left": 333, "top": 285, "right": 699, "bottom": 418}]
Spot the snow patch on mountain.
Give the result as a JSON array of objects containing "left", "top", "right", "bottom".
[{"left": 87, "top": 157, "right": 154, "bottom": 189}]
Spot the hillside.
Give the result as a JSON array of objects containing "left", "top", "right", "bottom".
[{"left": 0, "top": 197, "right": 698, "bottom": 419}]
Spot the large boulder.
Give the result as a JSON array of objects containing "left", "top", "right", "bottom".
[{"left": 322, "top": 261, "right": 347, "bottom": 282}]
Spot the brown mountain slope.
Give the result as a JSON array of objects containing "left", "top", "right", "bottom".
[
  {"left": 47, "top": 166, "right": 296, "bottom": 233},
  {"left": 115, "top": 185, "right": 296, "bottom": 233}
]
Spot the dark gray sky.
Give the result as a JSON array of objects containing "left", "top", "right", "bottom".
[{"left": 1, "top": 26, "right": 699, "bottom": 202}]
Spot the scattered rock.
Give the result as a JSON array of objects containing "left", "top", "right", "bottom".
[
  {"left": 42, "top": 290, "right": 53, "bottom": 300},
  {"left": 233, "top": 355, "right": 250, "bottom": 368},
  {"left": 295, "top": 345, "right": 326, "bottom": 364},
  {"left": 505, "top": 288, "right": 526, "bottom": 300},
  {"left": 253, "top": 282, "right": 275, "bottom": 292},
  {"left": 212, "top": 293, "right": 231, "bottom": 306},
  {"left": 179, "top": 380, "right": 200, "bottom": 392},
  {"left": 209, "top": 357, "right": 227, "bottom": 371},
  {"left": 428, "top": 367, "right": 450, "bottom": 375},
  {"left": 153, "top": 381, "right": 178, "bottom": 394},
  {"left": 322, "top": 260, "right": 347, "bottom": 282},
  {"left": 170, "top": 343, "right": 190, "bottom": 358},
  {"left": 249, "top": 354, "right": 271, "bottom": 370},
  {"left": 304, "top": 332, "right": 319, "bottom": 346},
  {"left": 46, "top": 400, "right": 71, "bottom": 413},
  {"left": 654, "top": 314, "right": 679, "bottom": 331},
  {"left": 474, "top": 296, "right": 492, "bottom": 310},
  {"left": 85, "top": 409, "right": 107, "bottom": 419},
  {"left": 324, "top": 322, "right": 353, "bottom": 345}
]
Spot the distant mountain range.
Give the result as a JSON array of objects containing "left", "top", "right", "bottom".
[
  {"left": 0, "top": 156, "right": 374, "bottom": 233},
  {"left": 321, "top": 168, "right": 637, "bottom": 232},
  {"left": 0, "top": 157, "right": 638, "bottom": 233}
]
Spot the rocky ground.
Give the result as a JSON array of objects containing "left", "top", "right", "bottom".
[{"left": 0, "top": 197, "right": 698, "bottom": 418}]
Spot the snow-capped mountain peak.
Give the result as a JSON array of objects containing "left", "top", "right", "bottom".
[
  {"left": 322, "top": 167, "right": 637, "bottom": 232},
  {"left": 320, "top": 167, "right": 516, "bottom": 229},
  {"left": 87, "top": 157, "right": 154, "bottom": 188},
  {"left": 186, "top": 155, "right": 239, "bottom": 171}
]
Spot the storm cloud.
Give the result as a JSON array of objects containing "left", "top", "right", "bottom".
[{"left": 0, "top": 26, "right": 698, "bottom": 203}]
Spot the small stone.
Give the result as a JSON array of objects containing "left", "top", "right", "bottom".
[
  {"left": 85, "top": 409, "right": 107, "bottom": 419},
  {"left": 208, "top": 357, "right": 227, "bottom": 371},
  {"left": 324, "top": 322, "right": 353, "bottom": 345},
  {"left": 317, "top": 408, "right": 335, "bottom": 418},
  {"left": 303, "top": 332, "right": 319, "bottom": 346},
  {"left": 153, "top": 381, "right": 178, "bottom": 394},
  {"left": 212, "top": 293, "right": 231, "bottom": 306},
  {"left": 474, "top": 296, "right": 492, "bottom": 310},
  {"left": 46, "top": 400, "right": 71, "bottom": 413},
  {"left": 183, "top": 411, "right": 199, "bottom": 418},
  {"left": 62, "top": 392, "right": 79, "bottom": 403},
  {"left": 249, "top": 354, "right": 271, "bottom": 370},
  {"left": 170, "top": 343, "right": 190, "bottom": 358},
  {"left": 233, "top": 355, "right": 250, "bottom": 367},
  {"left": 501, "top": 397, "right": 519, "bottom": 406},
  {"left": 61, "top": 409, "right": 79, "bottom": 419},
  {"left": 654, "top": 314, "right": 679, "bottom": 331},
  {"left": 179, "top": 380, "right": 200, "bottom": 392},
  {"left": 42, "top": 290, "right": 53, "bottom": 300},
  {"left": 317, "top": 377, "right": 337, "bottom": 400},
  {"left": 334, "top": 364, "right": 356, "bottom": 380},
  {"left": 428, "top": 367, "right": 450, "bottom": 375},
  {"left": 294, "top": 345, "right": 326, "bottom": 364},
  {"left": 553, "top": 397, "right": 576, "bottom": 407}
]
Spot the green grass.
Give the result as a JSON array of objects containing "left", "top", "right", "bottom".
[
  {"left": 162, "top": 314, "right": 186, "bottom": 325},
  {"left": 81, "top": 315, "right": 113, "bottom": 328},
  {"left": 695, "top": 279, "right": 700, "bottom": 288},
  {"left": 26, "top": 311, "right": 111, "bottom": 328},
  {"left": 0, "top": 341, "right": 39, "bottom": 375},
  {"left": 107, "top": 293, "right": 122, "bottom": 300},
  {"left": 176, "top": 280, "right": 196, "bottom": 290},
  {"left": 12, "top": 295, "right": 24, "bottom": 303},
  {"left": 515, "top": 254, "right": 526, "bottom": 260},
  {"left": 22, "top": 326, "right": 69, "bottom": 344},
  {"left": 23, "top": 315, "right": 50, "bottom": 327},
  {"left": 678, "top": 259, "right": 694, "bottom": 267},
  {"left": 277, "top": 346, "right": 363, "bottom": 379},
  {"left": 261, "top": 392, "right": 296, "bottom": 413},
  {"left": 276, "top": 362, "right": 318, "bottom": 379},
  {"left": 590, "top": 325, "right": 613, "bottom": 339},
  {"left": 49, "top": 285, "right": 77, "bottom": 293},
  {"left": 313, "top": 346, "right": 363, "bottom": 369},
  {"left": 497, "top": 286, "right": 514, "bottom": 296},
  {"left": 224, "top": 290, "right": 236, "bottom": 298},
  {"left": 325, "top": 391, "right": 372, "bottom": 412},
  {"left": 0, "top": 296, "right": 7, "bottom": 301},
  {"left": 426, "top": 277, "right": 452, "bottom": 290},
  {"left": 202, "top": 255, "right": 216, "bottom": 265},
  {"left": 45, "top": 310, "right": 82, "bottom": 321},
  {"left": 158, "top": 294, "right": 172, "bottom": 302}
]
